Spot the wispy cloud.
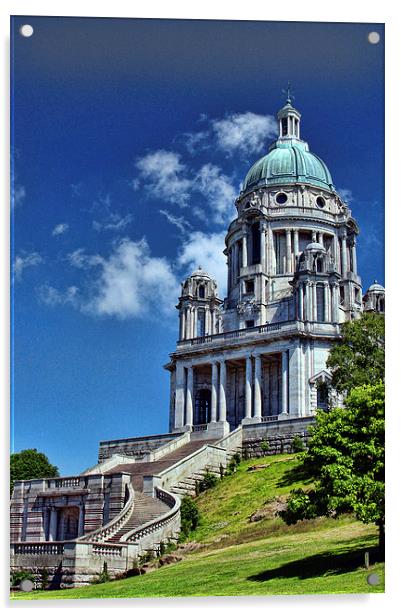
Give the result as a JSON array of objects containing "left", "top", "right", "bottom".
[
  {"left": 37, "top": 285, "right": 79, "bottom": 307},
  {"left": 70, "top": 182, "right": 83, "bottom": 197},
  {"left": 337, "top": 188, "right": 354, "bottom": 204},
  {"left": 52, "top": 223, "right": 70, "bottom": 236},
  {"left": 11, "top": 184, "right": 26, "bottom": 209},
  {"left": 194, "top": 164, "right": 237, "bottom": 224},
  {"left": 134, "top": 150, "right": 191, "bottom": 208},
  {"left": 93, "top": 213, "right": 133, "bottom": 232},
  {"left": 13, "top": 252, "right": 43, "bottom": 281},
  {"left": 177, "top": 230, "right": 227, "bottom": 296},
  {"left": 67, "top": 238, "right": 179, "bottom": 319},
  {"left": 159, "top": 209, "right": 192, "bottom": 234},
  {"left": 211, "top": 112, "right": 277, "bottom": 157}
]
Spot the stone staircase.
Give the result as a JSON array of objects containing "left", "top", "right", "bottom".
[{"left": 105, "top": 493, "right": 171, "bottom": 543}]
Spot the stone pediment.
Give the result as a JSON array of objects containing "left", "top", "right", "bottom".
[{"left": 309, "top": 369, "right": 332, "bottom": 384}]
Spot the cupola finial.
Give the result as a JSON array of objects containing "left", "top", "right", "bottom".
[{"left": 282, "top": 81, "right": 295, "bottom": 105}]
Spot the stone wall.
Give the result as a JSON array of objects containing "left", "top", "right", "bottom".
[
  {"left": 242, "top": 416, "right": 315, "bottom": 458},
  {"left": 98, "top": 433, "right": 183, "bottom": 462}
]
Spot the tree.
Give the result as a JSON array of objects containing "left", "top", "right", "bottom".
[
  {"left": 279, "top": 383, "right": 385, "bottom": 555},
  {"left": 10, "top": 448, "right": 59, "bottom": 496},
  {"left": 326, "top": 312, "right": 384, "bottom": 393}
]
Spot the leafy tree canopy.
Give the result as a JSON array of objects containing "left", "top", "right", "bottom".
[
  {"left": 326, "top": 312, "right": 384, "bottom": 393},
  {"left": 10, "top": 448, "right": 59, "bottom": 495},
  {"left": 280, "top": 383, "right": 385, "bottom": 553}
]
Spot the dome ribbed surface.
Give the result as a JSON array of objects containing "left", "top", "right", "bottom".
[{"left": 243, "top": 141, "right": 333, "bottom": 192}]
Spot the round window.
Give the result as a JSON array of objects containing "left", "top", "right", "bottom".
[
  {"left": 316, "top": 196, "right": 325, "bottom": 208},
  {"left": 276, "top": 193, "right": 288, "bottom": 205}
]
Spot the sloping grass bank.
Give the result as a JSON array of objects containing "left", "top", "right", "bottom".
[{"left": 12, "top": 454, "right": 384, "bottom": 599}]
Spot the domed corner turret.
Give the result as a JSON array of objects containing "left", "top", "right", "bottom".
[
  {"left": 177, "top": 266, "right": 223, "bottom": 342},
  {"left": 363, "top": 280, "right": 385, "bottom": 314}
]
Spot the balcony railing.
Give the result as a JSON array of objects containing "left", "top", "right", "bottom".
[{"left": 177, "top": 320, "right": 340, "bottom": 350}]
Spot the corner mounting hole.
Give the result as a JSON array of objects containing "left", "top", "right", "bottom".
[
  {"left": 368, "top": 32, "right": 380, "bottom": 44},
  {"left": 20, "top": 24, "right": 34, "bottom": 38}
]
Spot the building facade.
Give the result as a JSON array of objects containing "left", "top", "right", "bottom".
[{"left": 166, "top": 97, "right": 382, "bottom": 439}]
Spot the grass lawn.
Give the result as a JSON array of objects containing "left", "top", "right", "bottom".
[{"left": 11, "top": 454, "right": 384, "bottom": 600}]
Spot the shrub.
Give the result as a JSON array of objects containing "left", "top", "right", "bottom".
[
  {"left": 291, "top": 435, "right": 306, "bottom": 453},
  {"left": 260, "top": 439, "right": 269, "bottom": 453},
  {"left": 40, "top": 567, "right": 49, "bottom": 591},
  {"left": 180, "top": 495, "right": 200, "bottom": 538},
  {"left": 199, "top": 469, "right": 218, "bottom": 492},
  {"left": 92, "top": 561, "right": 111, "bottom": 585}
]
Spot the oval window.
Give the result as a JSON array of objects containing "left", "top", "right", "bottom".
[
  {"left": 316, "top": 196, "right": 325, "bottom": 208},
  {"left": 276, "top": 193, "right": 288, "bottom": 205}
]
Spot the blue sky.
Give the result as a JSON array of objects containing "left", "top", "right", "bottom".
[{"left": 11, "top": 17, "right": 384, "bottom": 476}]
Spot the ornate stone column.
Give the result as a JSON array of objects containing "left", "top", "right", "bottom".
[
  {"left": 174, "top": 363, "right": 185, "bottom": 429},
  {"left": 186, "top": 366, "right": 193, "bottom": 427},
  {"left": 219, "top": 360, "right": 227, "bottom": 422},
  {"left": 245, "top": 355, "right": 252, "bottom": 419},
  {"left": 341, "top": 232, "right": 348, "bottom": 277},
  {"left": 211, "top": 362, "right": 218, "bottom": 422},
  {"left": 254, "top": 354, "right": 262, "bottom": 419},
  {"left": 318, "top": 231, "right": 324, "bottom": 246},
  {"left": 281, "top": 350, "right": 289, "bottom": 414},
  {"left": 331, "top": 282, "right": 339, "bottom": 322},
  {"left": 298, "top": 284, "right": 304, "bottom": 320},
  {"left": 49, "top": 507, "right": 58, "bottom": 542},
  {"left": 242, "top": 228, "right": 248, "bottom": 268},
  {"left": 260, "top": 221, "right": 267, "bottom": 270},
  {"left": 286, "top": 229, "right": 292, "bottom": 274},
  {"left": 180, "top": 310, "right": 186, "bottom": 340},
  {"left": 193, "top": 306, "right": 198, "bottom": 338},
  {"left": 351, "top": 239, "right": 357, "bottom": 274},
  {"left": 270, "top": 227, "right": 276, "bottom": 275},
  {"left": 293, "top": 229, "right": 299, "bottom": 269}
]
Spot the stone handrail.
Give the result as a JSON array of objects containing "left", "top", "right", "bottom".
[
  {"left": 143, "top": 443, "right": 227, "bottom": 497},
  {"left": 120, "top": 487, "right": 180, "bottom": 544},
  {"left": 78, "top": 482, "right": 135, "bottom": 543},
  {"left": 215, "top": 426, "right": 243, "bottom": 452},
  {"left": 146, "top": 431, "right": 191, "bottom": 462}
]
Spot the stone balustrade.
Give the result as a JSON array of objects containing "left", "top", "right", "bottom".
[
  {"left": 177, "top": 319, "right": 340, "bottom": 350},
  {"left": 79, "top": 482, "right": 135, "bottom": 543}
]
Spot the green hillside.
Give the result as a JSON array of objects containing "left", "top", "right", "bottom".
[{"left": 12, "top": 454, "right": 384, "bottom": 600}]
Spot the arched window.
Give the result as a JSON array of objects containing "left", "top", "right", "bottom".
[
  {"left": 195, "top": 389, "right": 211, "bottom": 424},
  {"left": 198, "top": 284, "right": 205, "bottom": 299},
  {"left": 251, "top": 222, "right": 261, "bottom": 265}
]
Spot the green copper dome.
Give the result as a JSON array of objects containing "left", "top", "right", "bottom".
[{"left": 243, "top": 140, "right": 334, "bottom": 192}]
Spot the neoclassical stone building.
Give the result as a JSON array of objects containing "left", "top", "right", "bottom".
[
  {"left": 10, "top": 97, "right": 384, "bottom": 588},
  {"left": 166, "top": 96, "right": 382, "bottom": 439}
]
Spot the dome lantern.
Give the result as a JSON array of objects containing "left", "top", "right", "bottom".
[{"left": 277, "top": 83, "right": 301, "bottom": 140}]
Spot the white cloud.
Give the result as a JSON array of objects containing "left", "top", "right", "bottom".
[
  {"left": 11, "top": 184, "right": 26, "bottom": 209},
  {"left": 337, "top": 188, "right": 354, "bottom": 204},
  {"left": 211, "top": 112, "right": 277, "bottom": 157},
  {"left": 134, "top": 150, "right": 191, "bottom": 208},
  {"left": 159, "top": 209, "right": 192, "bottom": 234},
  {"left": 177, "top": 231, "right": 227, "bottom": 297},
  {"left": 93, "top": 213, "right": 133, "bottom": 232},
  {"left": 68, "top": 238, "right": 179, "bottom": 319},
  {"left": 14, "top": 252, "right": 43, "bottom": 281},
  {"left": 194, "top": 164, "right": 236, "bottom": 224},
  {"left": 38, "top": 285, "right": 79, "bottom": 307},
  {"left": 52, "top": 223, "right": 70, "bottom": 236}
]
